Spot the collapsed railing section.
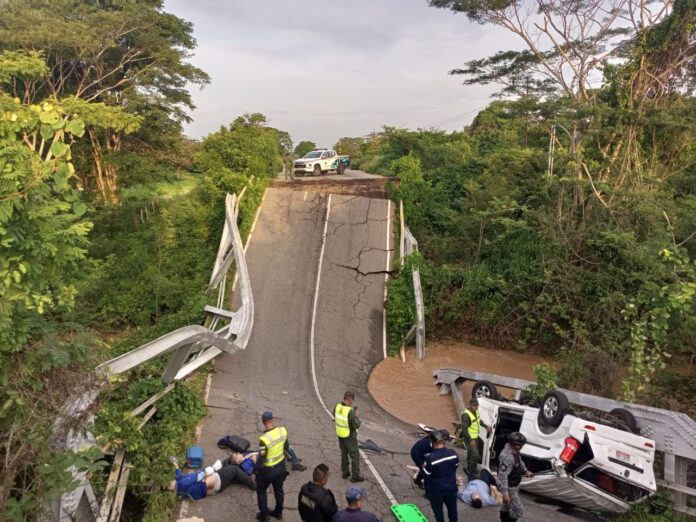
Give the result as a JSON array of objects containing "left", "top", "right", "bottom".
[
  {"left": 97, "top": 192, "right": 254, "bottom": 382},
  {"left": 399, "top": 200, "right": 425, "bottom": 361},
  {"left": 52, "top": 190, "right": 257, "bottom": 522}
]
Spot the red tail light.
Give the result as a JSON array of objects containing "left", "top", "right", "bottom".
[
  {"left": 560, "top": 437, "right": 581, "bottom": 464},
  {"left": 644, "top": 442, "right": 654, "bottom": 448},
  {"left": 584, "top": 425, "right": 596, "bottom": 431}
]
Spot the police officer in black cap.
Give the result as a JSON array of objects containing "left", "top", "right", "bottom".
[{"left": 422, "top": 429, "right": 460, "bottom": 522}]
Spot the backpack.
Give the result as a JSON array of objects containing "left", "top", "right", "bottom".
[{"left": 217, "top": 434, "right": 251, "bottom": 453}]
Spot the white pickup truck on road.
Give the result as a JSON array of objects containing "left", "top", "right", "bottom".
[{"left": 293, "top": 148, "right": 350, "bottom": 176}]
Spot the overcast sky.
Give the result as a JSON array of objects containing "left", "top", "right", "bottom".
[{"left": 164, "top": 0, "right": 519, "bottom": 147}]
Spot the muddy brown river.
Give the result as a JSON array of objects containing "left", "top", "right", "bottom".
[{"left": 368, "top": 340, "right": 548, "bottom": 431}]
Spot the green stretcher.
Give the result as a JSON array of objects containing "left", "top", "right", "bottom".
[{"left": 390, "top": 503, "right": 429, "bottom": 522}]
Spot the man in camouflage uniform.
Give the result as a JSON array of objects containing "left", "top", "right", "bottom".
[{"left": 498, "top": 432, "right": 533, "bottom": 521}]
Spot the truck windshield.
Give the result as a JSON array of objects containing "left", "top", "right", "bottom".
[{"left": 303, "top": 151, "right": 323, "bottom": 159}]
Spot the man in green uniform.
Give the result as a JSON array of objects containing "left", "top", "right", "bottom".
[
  {"left": 461, "top": 398, "right": 491, "bottom": 477},
  {"left": 334, "top": 391, "right": 364, "bottom": 482}
]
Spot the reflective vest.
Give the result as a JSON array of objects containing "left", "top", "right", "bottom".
[
  {"left": 334, "top": 403, "right": 353, "bottom": 438},
  {"left": 465, "top": 409, "right": 481, "bottom": 440},
  {"left": 259, "top": 426, "right": 287, "bottom": 467}
]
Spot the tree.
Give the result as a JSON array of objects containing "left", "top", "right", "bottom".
[
  {"left": 0, "top": 0, "right": 209, "bottom": 201},
  {"left": 195, "top": 113, "right": 287, "bottom": 178},
  {"left": 294, "top": 140, "right": 317, "bottom": 157},
  {"left": 0, "top": 51, "right": 138, "bottom": 516}
]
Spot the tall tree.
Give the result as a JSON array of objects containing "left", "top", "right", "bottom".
[{"left": 0, "top": 0, "right": 209, "bottom": 201}]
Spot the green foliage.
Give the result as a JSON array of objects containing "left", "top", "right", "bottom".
[
  {"left": 526, "top": 363, "right": 559, "bottom": 402},
  {"left": 385, "top": 254, "right": 421, "bottom": 354},
  {"left": 195, "top": 113, "right": 285, "bottom": 178},
  {"left": 621, "top": 248, "right": 696, "bottom": 402},
  {"left": 294, "top": 140, "right": 317, "bottom": 157},
  {"left": 367, "top": 91, "right": 696, "bottom": 406}
]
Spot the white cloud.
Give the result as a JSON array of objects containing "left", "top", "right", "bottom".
[{"left": 164, "top": 0, "right": 521, "bottom": 146}]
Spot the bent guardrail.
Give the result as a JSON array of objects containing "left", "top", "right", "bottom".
[
  {"left": 434, "top": 367, "right": 696, "bottom": 517},
  {"left": 51, "top": 190, "right": 258, "bottom": 522},
  {"left": 399, "top": 200, "right": 425, "bottom": 361}
]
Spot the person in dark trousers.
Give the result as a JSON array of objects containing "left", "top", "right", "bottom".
[
  {"left": 255, "top": 411, "right": 290, "bottom": 521},
  {"left": 298, "top": 463, "right": 338, "bottom": 522},
  {"left": 332, "top": 485, "right": 379, "bottom": 522},
  {"left": 410, "top": 429, "right": 449, "bottom": 490},
  {"left": 410, "top": 433, "right": 431, "bottom": 489},
  {"left": 334, "top": 391, "right": 363, "bottom": 482},
  {"left": 422, "top": 430, "right": 459, "bottom": 522},
  {"left": 461, "top": 398, "right": 491, "bottom": 477},
  {"left": 498, "top": 432, "right": 533, "bottom": 522}
]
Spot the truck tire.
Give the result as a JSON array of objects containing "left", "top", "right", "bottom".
[
  {"left": 313, "top": 164, "right": 321, "bottom": 176},
  {"left": 538, "top": 390, "right": 570, "bottom": 428},
  {"left": 610, "top": 408, "right": 639, "bottom": 434},
  {"left": 337, "top": 163, "right": 346, "bottom": 175},
  {"left": 472, "top": 380, "right": 498, "bottom": 400}
]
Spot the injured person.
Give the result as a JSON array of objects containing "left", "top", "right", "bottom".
[
  {"left": 168, "top": 454, "right": 256, "bottom": 500},
  {"left": 457, "top": 468, "right": 503, "bottom": 508}
]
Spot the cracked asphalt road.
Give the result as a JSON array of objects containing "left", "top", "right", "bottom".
[{"left": 181, "top": 188, "right": 581, "bottom": 522}]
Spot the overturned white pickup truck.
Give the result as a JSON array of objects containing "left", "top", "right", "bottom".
[{"left": 475, "top": 390, "right": 657, "bottom": 514}]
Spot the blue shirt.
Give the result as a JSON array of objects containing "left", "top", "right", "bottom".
[
  {"left": 422, "top": 447, "right": 459, "bottom": 496},
  {"left": 175, "top": 469, "right": 207, "bottom": 500},
  {"left": 457, "top": 479, "right": 497, "bottom": 506},
  {"left": 410, "top": 436, "right": 432, "bottom": 466}
]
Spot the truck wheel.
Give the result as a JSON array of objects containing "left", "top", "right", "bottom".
[
  {"left": 538, "top": 390, "right": 570, "bottom": 428},
  {"left": 313, "top": 164, "right": 321, "bottom": 176},
  {"left": 337, "top": 164, "right": 346, "bottom": 175},
  {"left": 472, "top": 380, "right": 498, "bottom": 400},
  {"left": 610, "top": 408, "right": 639, "bottom": 434}
]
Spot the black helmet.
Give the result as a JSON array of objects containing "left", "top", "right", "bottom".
[
  {"left": 430, "top": 429, "right": 445, "bottom": 443},
  {"left": 507, "top": 432, "right": 527, "bottom": 445}
]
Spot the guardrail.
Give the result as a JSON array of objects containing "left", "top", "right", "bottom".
[
  {"left": 50, "top": 188, "right": 257, "bottom": 522},
  {"left": 399, "top": 200, "right": 425, "bottom": 360},
  {"left": 434, "top": 368, "right": 696, "bottom": 517}
]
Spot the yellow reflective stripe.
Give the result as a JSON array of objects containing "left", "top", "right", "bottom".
[
  {"left": 334, "top": 403, "right": 352, "bottom": 438},
  {"left": 260, "top": 427, "right": 287, "bottom": 467},
  {"left": 465, "top": 409, "right": 480, "bottom": 439}
]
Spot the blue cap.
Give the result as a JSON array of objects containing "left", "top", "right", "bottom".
[
  {"left": 261, "top": 411, "right": 273, "bottom": 421},
  {"left": 345, "top": 485, "right": 367, "bottom": 502}
]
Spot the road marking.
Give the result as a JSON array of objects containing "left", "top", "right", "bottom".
[
  {"left": 382, "top": 199, "right": 391, "bottom": 359},
  {"left": 309, "top": 193, "right": 398, "bottom": 506},
  {"left": 310, "top": 193, "right": 333, "bottom": 417}
]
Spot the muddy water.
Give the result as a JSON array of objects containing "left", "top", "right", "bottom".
[{"left": 368, "top": 340, "right": 548, "bottom": 431}]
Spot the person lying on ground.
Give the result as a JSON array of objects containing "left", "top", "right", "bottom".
[
  {"left": 168, "top": 455, "right": 255, "bottom": 500},
  {"left": 457, "top": 468, "right": 502, "bottom": 508}
]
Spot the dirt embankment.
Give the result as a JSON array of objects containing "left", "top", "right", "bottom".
[{"left": 368, "top": 340, "right": 548, "bottom": 431}]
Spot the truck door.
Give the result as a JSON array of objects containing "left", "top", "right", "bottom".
[{"left": 478, "top": 401, "right": 499, "bottom": 469}]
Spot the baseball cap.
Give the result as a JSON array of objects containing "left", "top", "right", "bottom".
[
  {"left": 261, "top": 411, "right": 274, "bottom": 421},
  {"left": 345, "top": 485, "right": 367, "bottom": 502},
  {"left": 441, "top": 429, "right": 450, "bottom": 440}
]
